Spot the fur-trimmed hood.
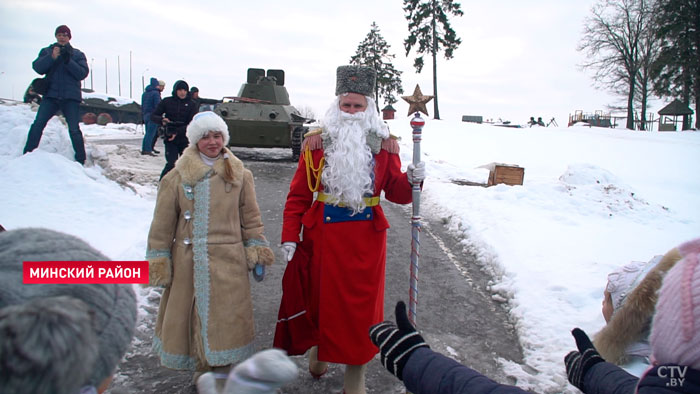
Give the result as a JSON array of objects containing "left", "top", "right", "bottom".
[
  {"left": 174, "top": 145, "right": 243, "bottom": 185},
  {"left": 593, "top": 246, "right": 684, "bottom": 364}
]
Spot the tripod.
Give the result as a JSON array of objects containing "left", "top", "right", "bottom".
[{"left": 547, "top": 117, "right": 558, "bottom": 127}]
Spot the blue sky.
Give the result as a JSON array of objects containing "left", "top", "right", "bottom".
[{"left": 0, "top": 0, "right": 631, "bottom": 124}]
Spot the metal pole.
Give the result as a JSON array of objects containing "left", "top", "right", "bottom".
[
  {"left": 105, "top": 58, "right": 108, "bottom": 93},
  {"left": 129, "top": 51, "right": 132, "bottom": 98},
  {"left": 141, "top": 67, "right": 149, "bottom": 94},
  {"left": 90, "top": 58, "right": 94, "bottom": 90},
  {"left": 408, "top": 112, "right": 424, "bottom": 326},
  {"left": 118, "top": 55, "right": 121, "bottom": 96}
]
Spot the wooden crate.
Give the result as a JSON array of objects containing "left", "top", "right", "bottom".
[{"left": 483, "top": 163, "right": 525, "bottom": 186}]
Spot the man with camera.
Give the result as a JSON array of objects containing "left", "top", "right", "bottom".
[
  {"left": 151, "top": 79, "right": 197, "bottom": 180},
  {"left": 23, "top": 25, "right": 89, "bottom": 165}
]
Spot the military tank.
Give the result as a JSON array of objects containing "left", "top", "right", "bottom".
[{"left": 215, "top": 68, "right": 310, "bottom": 161}]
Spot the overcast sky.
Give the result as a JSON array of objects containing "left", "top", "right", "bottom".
[{"left": 0, "top": 0, "right": 641, "bottom": 125}]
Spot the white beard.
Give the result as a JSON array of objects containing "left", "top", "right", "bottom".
[{"left": 320, "top": 97, "right": 383, "bottom": 214}]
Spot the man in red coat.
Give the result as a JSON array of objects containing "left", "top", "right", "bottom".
[{"left": 274, "top": 65, "right": 426, "bottom": 394}]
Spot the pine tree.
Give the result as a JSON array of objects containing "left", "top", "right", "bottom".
[
  {"left": 350, "top": 22, "right": 404, "bottom": 112},
  {"left": 403, "top": 0, "right": 463, "bottom": 119},
  {"left": 650, "top": 0, "right": 700, "bottom": 130}
]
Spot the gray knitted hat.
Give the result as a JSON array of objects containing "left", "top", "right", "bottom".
[
  {"left": 0, "top": 228, "right": 137, "bottom": 392},
  {"left": 335, "top": 65, "right": 376, "bottom": 97}
]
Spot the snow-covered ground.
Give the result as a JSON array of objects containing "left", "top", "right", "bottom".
[{"left": 1, "top": 100, "right": 698, "bottom": 392}]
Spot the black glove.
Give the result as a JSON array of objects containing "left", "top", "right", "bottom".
[
  {"left": 61, "top": 45, "right": 72, "bottom": 64},
  {"left": 565, "top": 328, "right": 604, "bottom": 391},
  {"left": 369, "top": 301, "right": 429, "bottom": 381}
]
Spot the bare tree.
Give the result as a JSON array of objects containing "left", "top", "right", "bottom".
[
  {"left": 579, "top": 0, "right": 651, "bottom": 130},
  {"left": 635, "top": 0, "right": 662, "bottom": 130},
  {"left": 295, "top": 105, "right": 316, "bottom": 122}
]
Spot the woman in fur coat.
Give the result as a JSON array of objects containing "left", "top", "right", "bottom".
[
  {"left": 145, "top": 111, "right": 275, "bottom": 376},
  {"left": 594, "top": 248, "right": 682, "bottom": 376}
]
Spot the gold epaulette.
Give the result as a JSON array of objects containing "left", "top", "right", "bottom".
[
  {"left": 389, "top": 133, "right": 400, "bottom": 140},
  {"left": 303, "top": 128, "right": 322, "bottom": 138},
  {"left": 381, "top": 136, "right": 400, "bottom": 154},
  {"left": 301, "top": 132, "right": 323, "bottom": 151}
]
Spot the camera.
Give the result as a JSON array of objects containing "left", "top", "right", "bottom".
[
  {"left": 52, "top": 44, "right": 68, "bottom": 56},
  {"left": 159, "top": 121, "right": 185, "bottom": 139}
]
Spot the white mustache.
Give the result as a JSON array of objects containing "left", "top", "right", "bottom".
[{"left": 339, "top": 111, "right": 366, "bottom": 122}]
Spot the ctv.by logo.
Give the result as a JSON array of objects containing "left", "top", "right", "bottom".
[{"left": 658, "top": 365, "right": 688, "bottom": 387}]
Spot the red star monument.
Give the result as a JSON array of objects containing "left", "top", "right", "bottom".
[{"left": 401, "top": 84, "right": 434, "bottom": 116}]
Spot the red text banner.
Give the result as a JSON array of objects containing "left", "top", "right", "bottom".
[{"left": 23, "top": 261, "right": 148, "bottom": 284}]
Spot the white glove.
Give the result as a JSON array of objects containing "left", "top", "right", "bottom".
[
  {"left": 280, "top": 242, "right": 297, "bottom": 262},
  {"left": 407, "top": 161, "right": 426, "bottom": 184}
]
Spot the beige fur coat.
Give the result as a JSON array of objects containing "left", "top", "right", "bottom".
[{"left": 146, "top": 145, "right": 274, "bottom": 370}]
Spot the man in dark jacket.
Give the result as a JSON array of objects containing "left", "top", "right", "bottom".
[
  {"left": 140, "top": 77, "right": 164, "bottom": 156},
  {"left": 23, "top": 25, "right": 89, "bottom": 165},
  {"left": 189, "top": 86, "right": 201, "bottom": 112},
  {"left": 151, "top": 79, "right": 196, "bottom": 180}
]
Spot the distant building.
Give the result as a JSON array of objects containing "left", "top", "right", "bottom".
[
  {"left": 462, "top": 115, "right": 483, "bottom": 124},
  {"left": 382, "top": 104, "right": 396, "bottom": 120},
  {"left": 658, "top": 99, "right": 693, "bottom": 131}
]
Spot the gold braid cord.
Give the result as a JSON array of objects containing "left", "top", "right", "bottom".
[{"left": 304, "top": 145, "right": 324, "bottom": 192}]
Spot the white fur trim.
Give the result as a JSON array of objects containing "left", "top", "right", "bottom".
[{"left": 186, "top": 111, "right": 230, "bottom": 146}]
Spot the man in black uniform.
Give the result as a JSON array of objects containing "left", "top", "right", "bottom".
[{"left": 151, "top": 80, "right": 197, "bottom": 180}]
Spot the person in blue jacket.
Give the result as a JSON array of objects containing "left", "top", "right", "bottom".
[
  {"left": 140, "top": 77, "right": 164, "bottom": 156},
  {"left": 370, "top": 301, "right": 529, "bottom": 394},
  {"left": 22, "top": 25, "right": 89, "bottom": 165}
]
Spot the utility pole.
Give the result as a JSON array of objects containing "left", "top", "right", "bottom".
[
  {"left": 129, "top": 51, "right": 132, "bottom": 98},
  {"left": 118, "top": 55, "right": 122, "bottom": 96},
  {"left": 90, "top": 58, "right": 94, "bottom": 90},
  {"left": 141, "top": 67, "right": 149, "bottom": 93},
  {"left": 105, "top": 58, "right": 108, "bottom": 93}
]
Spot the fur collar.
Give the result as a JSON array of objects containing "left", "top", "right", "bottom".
[
  {"left": 175, "top": 145, "right": 244, "bottom": 185},
  {"left": 593, "top": 247, "right": 683, "bottom": 364}
]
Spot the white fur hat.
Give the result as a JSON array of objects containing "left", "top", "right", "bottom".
[
  {"left": 196, "top": 349, "right": 298, "bottom": 394},
  {"left": 606, "top": 255, "right": 662, "bottom": 311},
  {"left": 186, "top": 111, "right": 230, "bottom": 146}
]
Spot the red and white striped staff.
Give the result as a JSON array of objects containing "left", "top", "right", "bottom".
[{"left": 401, "top": 84, "right": 433, "bottom": 325}]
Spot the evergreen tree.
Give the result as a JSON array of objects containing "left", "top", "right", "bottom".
[
  {"left": 650, "top": 0, "right": 699, "bottom": 129},
  {"left": 403, "top": 0, "right": 463, "bottom": 119},
  {"left": 350, "top": 22, "right": 404, "bottom": 112}
]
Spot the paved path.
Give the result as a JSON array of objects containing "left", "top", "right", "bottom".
[{"left": 107, "top": 146, "right": 523, "bottom": 393}]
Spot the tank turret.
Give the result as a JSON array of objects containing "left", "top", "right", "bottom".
[{"left": 215, "top": 68, "right": 310, "bottom": 160}]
